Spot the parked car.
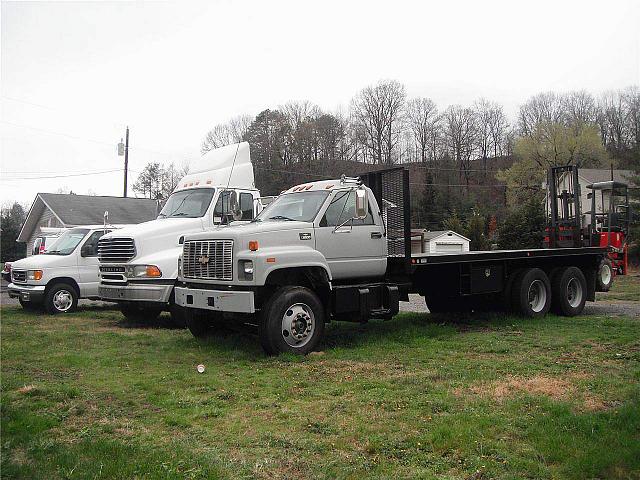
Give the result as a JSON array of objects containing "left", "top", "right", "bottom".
[
  {"left": 31, "top": 231, "right": 64, "bottom": 255},
  {"left": 8, "top": 225, "right": 123, "bottom": 313},
  {"left": 2, "top": 262, "right": 12, "bottom": 282}
]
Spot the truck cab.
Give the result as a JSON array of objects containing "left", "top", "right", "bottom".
[
  {"left": 97, "top": 142, "right": 264, "bottom": 325},
  {"left": 8, "top": 225, "right": 119, "bottom": 313}
]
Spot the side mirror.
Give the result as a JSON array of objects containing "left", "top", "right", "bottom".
[
  {"left": 355, "top": 188, "right": 367, "bottom": 220},
  {"left": 81, "top": 244, "right": 94, "bottom": 257},
  {"left": 229, "top": 191, "right": 242, "bottom": 221}
]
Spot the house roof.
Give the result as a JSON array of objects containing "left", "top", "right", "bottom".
[
  {"left": 419, "top": 230, "right": 470, "bottom": 242},
  {"left": 18, "top": 193, "right": 159, "bottom": 242},
  {"left": 578, "top": 169, "right": 636, "bottom": 187}
]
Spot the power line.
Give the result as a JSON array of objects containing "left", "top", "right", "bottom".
[{"left": 1, "top": 168, "right": 123, "bottom": 181}]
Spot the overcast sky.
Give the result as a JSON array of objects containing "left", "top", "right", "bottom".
[{"left": 1, "top": 0, "right": 639, "bottom": 206}]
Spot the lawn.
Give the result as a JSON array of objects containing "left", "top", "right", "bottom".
[{"left": 1, "top": 277, "right": 639, "bottom": 479}]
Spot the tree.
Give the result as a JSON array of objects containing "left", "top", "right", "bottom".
[
  {"left": 133, "top": 162, "right": 164, "bottom": 200},
  {"left": 497, "top": 122, "right": 609, "bottom": 205},
  {"left": 443, "top": 105, "right": 476, "bottom": 189},
  {"left": 517, "top": 92, "right": 564, "bottom": 137},
  {"left": 497, "top": 199, "right": 546, "bottom": 249},
  {"left": 465, "top": 211, "right": 491, "bottom": 251},
  {"left": 1, "top": 202, "right": 27, "bottom": 262},
  {"left": 201, "top": 114, "right": 252, "bottom": 154},
  {"left": 351, "top": 80, "right": 406, "bottom": 165},
  {"left": 405, "top": 97, "right": 439, "bottom": 163}
]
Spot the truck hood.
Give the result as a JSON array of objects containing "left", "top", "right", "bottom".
[
  {"left": 102, "top": 217, "right": 205, "bottom": 260},
  {"left": 10, "top": 253, "right": 72, "bottom": 270}
]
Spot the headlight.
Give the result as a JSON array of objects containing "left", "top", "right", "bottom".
[
  {"left": 27, "top": 270, "right": 43, "bottom": 281},
  {"left": 239, "top": 260, "right": 253, "bottom": 280},
  {"left": 125, "top": 265, "right": 162, "bottom": 278}
]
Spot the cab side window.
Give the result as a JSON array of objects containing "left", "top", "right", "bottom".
[
  {"left": 213, "top": 191, "right": 231, "bottom": 224},
  {"left": 83, "top": 230, "right": 111, "bottom": 257},
  {"left": 320, "top": 190, "right": 374, "bottom": 227},
  {"left": 240, "top": 193, "right": 253, "bottom": 220}
]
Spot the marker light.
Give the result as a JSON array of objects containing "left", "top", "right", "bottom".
[{"left": 249, "top": 241, "right": 259, "bottom": 251}]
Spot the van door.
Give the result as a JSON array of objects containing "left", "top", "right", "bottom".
[
  {"left": 77, "top": 229, "right": 110, "bottom": 297},
  {"left": 314, "top": 189, "right": 386, "bottom": 280}
]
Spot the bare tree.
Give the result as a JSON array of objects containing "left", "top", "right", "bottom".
[
  {"left": 488, "top": 103, "right": 509, "bottom": 158},
  {"left": 597, "top": 90, "right": 628, "bottom": 152},
  {"left": 443, "top": 105, "right": 476, "bottom": 189},
  {"left": 405, "top": 97, "right": 439, "bottom": 163},
  {"left": 351, "top": 80, "right": 406, "bottom": 165},
  {"left": 474, "top": 98, "right": 493, "bottom": 175},
  {"left": 623, "top": 86, "right": 640, "bottom": 147},
  {"left": 517, "top": 92, "right": 564, "bottom": 136},
  {"left": 201, "top": 114, "right": 253, "bottom": 154},
  {"left": 561, "top": 90, "right": 597, "bottom": 128}
]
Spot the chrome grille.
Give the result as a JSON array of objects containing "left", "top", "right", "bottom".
[
  {"left": 98, "top": 237, "right": 136, "bottom": 263},
  {"left": 183, "top": 240, "right": 233, "bottom": 280},
  {"left": 12, "top": 270, "right": 26, "bottom": 283}
]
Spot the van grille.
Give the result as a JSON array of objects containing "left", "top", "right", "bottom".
[
  {"left": 12, "top": 270, "right": 26, "bottom": 283},
  {"left": 183, "top": 240, "right": 233, "bottom": 280},
  {"left": 98, "top": 237, "right": 136, "bottom": 263}
]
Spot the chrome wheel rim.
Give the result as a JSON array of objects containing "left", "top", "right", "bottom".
[
  {"left": 566, "top": 278, "right": 583, "bottom": 308},
  {"left": 600, "top": 263, "right": 612, "bottom": 285},
  {"left": 527, "top": 280, "right": 546, "bottom": 313},
  {"left": 281, "top": 303, "right": 315, "bottom": 348},
  {"left": 53, "top": 289, "right": 73, "bottom": 312}
]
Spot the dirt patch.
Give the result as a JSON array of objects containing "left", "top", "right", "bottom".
[{"left": 16, "top": 384, "right": 38, "bottom": 394}]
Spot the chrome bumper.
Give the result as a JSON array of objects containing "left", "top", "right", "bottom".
[
  {"left": 175, "top": 286, "right": 255, "bottom": 314},
  {"left": 99, "top": 283, "right": 173, "bottom": 303},
  {"left": 8, "top": 283, "right": 46, "bottom": 302}
]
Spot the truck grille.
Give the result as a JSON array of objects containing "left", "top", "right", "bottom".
[
  {"left": 183, "top": 240, "right": 233, "bottom": 280},
  {"left": 98, "top": 237, "right": 136, "bottom": 263},
  {"left": 12, "top": 270, "right": 26, "bottom": 283}
]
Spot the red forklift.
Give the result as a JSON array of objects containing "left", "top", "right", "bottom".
[{"left": 545, "top": 165, "right": 631, "bottom": 291}]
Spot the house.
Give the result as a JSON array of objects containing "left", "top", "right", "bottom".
[
  {"left": 548, "top": 168, "right": 636, "bottom": 221},
  {"left": 411, "top": 230, "right": 470, "bottom": 254},
  {"left": 18, "top": 193, "right": 160, "bottom": 256}
]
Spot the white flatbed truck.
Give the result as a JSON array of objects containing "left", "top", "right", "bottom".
[{"left": 174, "top": 167, "right": 609, "bottom": 354}]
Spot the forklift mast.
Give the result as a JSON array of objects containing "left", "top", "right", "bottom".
[{"left": 546, "top": 165, "right": 584, "bottom": 248}]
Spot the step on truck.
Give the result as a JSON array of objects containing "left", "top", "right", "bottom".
[
  {"left": 175, "top": 167, "right": 610, "bottom": 354},
  {"left": 97, "top": 142, "right": 269, "bottom": 325}
]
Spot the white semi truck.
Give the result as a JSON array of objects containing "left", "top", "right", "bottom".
[
  {"left": 174, "top": 168, "right": 609, "bottom": 354},
  {"left": 97, "top": 142, "right": 268, "bottom": 325}
]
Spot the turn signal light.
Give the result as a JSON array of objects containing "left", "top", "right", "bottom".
[
  {"left": 249, "top": 241, "right": 259, "bottom": 251},
  {"left": 146, "top": 265, "right": 162, "bottom": 277},
  {"left": 33, "top": 270, "right": 43, "bottom": 280}
]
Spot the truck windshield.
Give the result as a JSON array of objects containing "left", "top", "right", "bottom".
[
  {"left": 254, "top": 191, "right": 329, "bottom": 223},
  {"left": 158, "top": 188, "right": 215, "bottom": 219},
  {"left": 44, "top": 228, "right": 90, "bottom": 256}
]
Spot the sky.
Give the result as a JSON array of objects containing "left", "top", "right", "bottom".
[{"left": 1, "top": 0, "right": 639, "bottom": 207}]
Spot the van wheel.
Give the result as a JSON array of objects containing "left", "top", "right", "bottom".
[
  {"left": 185, "top": 309, "right": 221, "bottom": 338},
  {"left": 511, "top": 268, "right": 551, "bottom": 318},
  {"left": 596, "top": 258, "right": 613, "bottom": 292},
  {"left": 45, "top": 282, "right": 78, "bottom": 314},
  {"left": 120, "top": 305, "right": 161, "bottom": 323},
  {"left": 259, "top": 286, "right": 325, "bottom": 355},
  {"left": 551, "top": 267, "right": 587, "bottom": 316}
]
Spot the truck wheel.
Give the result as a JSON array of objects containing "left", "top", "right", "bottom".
[
  {"left": 184, "top": 308, "right": 215, "bottom": 338},
  {"left": 44, "top": 282, "right": 78, "bottom": 314},
  {"left": 551, "top": 267, "right": 587, "bottom": 316},
  {"left": 169, "top": 303, "right": 187, "bottom": 328},
  {"left": 120, "top": 305, "right": 162, "bottom": 323},
  {"left": 511, "top": 268, "right": 551, "bottom": 318},
  {"left": 259, "top": 286, "right": 325, "bottom": 355},
  {"left": 596, "top": 258, "right": 613, "bottom": 292}
]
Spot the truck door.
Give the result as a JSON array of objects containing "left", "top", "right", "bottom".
[
  {"left": 77, "top": 229, "right": 110, "bottom": 297},
  {"left": 314, "top": 189, "right": 386, "bottom": 280}
]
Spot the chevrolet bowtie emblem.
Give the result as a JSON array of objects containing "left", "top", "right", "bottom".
[{"left": 197, "top": 256, "right": 210, "bottom": 265}]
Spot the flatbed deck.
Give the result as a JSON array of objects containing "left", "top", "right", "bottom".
[{"left": 410, "top": 246, "right": 608, "bottom": 265}]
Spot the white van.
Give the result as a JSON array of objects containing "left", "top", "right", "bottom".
[{"left": 8, "top": 225, "right": 122, "bottom": 313}]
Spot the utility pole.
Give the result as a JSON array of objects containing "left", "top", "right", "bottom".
[{"left": 124, "top": 126, "right": 130, "bottom": 197}]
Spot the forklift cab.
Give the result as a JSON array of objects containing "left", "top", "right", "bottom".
[{"left": 586, "top": 181, "right": 631, "bottom": 238}]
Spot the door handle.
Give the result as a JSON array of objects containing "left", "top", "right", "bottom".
[{"left": 371, "top": 232, "right": 383, "bottom": 239}]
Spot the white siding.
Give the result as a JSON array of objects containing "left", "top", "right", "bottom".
[{"left": 25, "top": 208, "right": 64, "bottom": 257}]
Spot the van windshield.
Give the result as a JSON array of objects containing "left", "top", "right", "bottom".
[
  {"left": 254, "top": 191, "right": 329, "bottom": 223},
  {"left": 158, "top": 188, "right": 215, "bottom": 219},
  {"left": 44, "top": 228, "right": 90, "bottom": 256}
]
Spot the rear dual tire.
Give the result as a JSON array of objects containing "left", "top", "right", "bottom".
[
  {"left": 511, "top": 268, "right": 551, "bottom": 318},
  {"left": 550, "top": 267, "right": 587, "bottom": 317}
]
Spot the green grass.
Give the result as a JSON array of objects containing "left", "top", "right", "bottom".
[
  {"left": 1, "top": 279, "right": 639, "bottom": 479},
  {"left": 597, "top": 270, "right": 640, "bottom": 301}
]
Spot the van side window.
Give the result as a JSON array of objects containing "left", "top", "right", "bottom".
[
  {"left": 240, "top": 193, "right": 253, "bottom": 220},
  {"left": 320, "top": 190, "right": 374, "bottom": 227}
]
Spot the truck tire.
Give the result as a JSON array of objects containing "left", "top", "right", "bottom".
[
  {"left": 551, "top": 267, "right": 587, "bottom": 317},
  {"left": 120, "top": 305, "right": 162, "bottom": 323},
  {"left": 511, "top": 268, "right": 551, "bottom": 318},
  {"left": 424, "top": 296, "right": 472, "bottom": 314},
  {"left": 596, "top": 257, "right": 613, "bottom": 292},
  {"left": 169, "top": 303, "right": 187, "bottom": 328},
  {"left": 184, "top": 308, "right": 218, "bottom": 338},
  {"left": 259, "top": 286, "right": 325, "bottom": 355},
  {"left": 44, "top": 282, "right": 78, "bottom": 314}
]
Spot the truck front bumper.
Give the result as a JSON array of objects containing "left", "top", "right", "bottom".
[
  {"left": 8, "top": 283, "right": 46, "bottom": 303},
  {"left": 99, "top": 283, "right": 173, "bottom": 303},
  {"left": 175, "top": 286, "right": 255, "bottom": 314}
]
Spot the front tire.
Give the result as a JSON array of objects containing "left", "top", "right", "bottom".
[
  {"left": 551, "top": 267, "right": 587, "bottom": 316},
  {"left": 184, "top": 308, "right": 220, "bottom": 338},
  {"left": 259, "top": 286, "right": 325, "bottom": 355},
  {"left": 44, "top": 282, "right": 78, "bottom": 314},
  {"left": 119, "top": 304, "right": 162, "bottom": 323},
  {"left": 511, "top": 268, "right": 551, "bottom": 318},
  {"left": 596, "top": 257, "right": 613, "bottom": 292},
  {"left": 19, "top": 298, "right": 42, "bottom": 311}
]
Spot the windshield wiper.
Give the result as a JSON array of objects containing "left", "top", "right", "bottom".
[
  {"left": 45, "top": 250, "right": 61, "bottom": 254},
  {"left": 269, "top": 215, "right": 295, "bottom": 221},
  {"left": 170, "top": 212, "right": 190, "bottom": 217}
]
